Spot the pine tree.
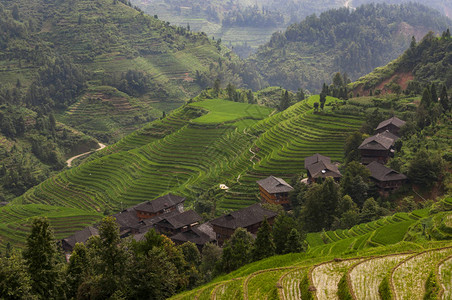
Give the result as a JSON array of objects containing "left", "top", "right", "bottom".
[
  {"left": 23, "top": 217, "right": 61, "bottom": 298},
  {"left": 66, "top": 243, "right": 90, "bottom": 299},
  {"left": 273, "top": 214, "right": 297, "bottom": 254},
  {"left": 279, "top": 90, "right": 290, "bottom": 111},
  {"left": 221, "top": 228, "right": 254, "bottom": 273},
  {"left": 0, "top": 254, "right": 34, "bottom": 299},
  {"left": 440, "top": 85, "right": 449, "bottom": 112},
  {"left": 252, "top": 218, "right": 275, "bottom": 261},
  {"left": 284, "top": 228, "right": 304, "bottom": 253},
  {"left": 431, "top": 83, "right": 438, "bottom": 103},
  {"left": 421, "top": 87, "right": 432, "bottom": 108}
]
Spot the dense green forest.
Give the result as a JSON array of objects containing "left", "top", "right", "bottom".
[{"left": 249, "top": 3, "right": 452, "bottom": 92}]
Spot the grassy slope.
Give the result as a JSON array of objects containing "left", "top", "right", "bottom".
[
  {"left": 170, "top": 199, "right": 452, "bottom": 299},
  {"left": 0, "top": 95, "right": 363, "bottom": 250}
]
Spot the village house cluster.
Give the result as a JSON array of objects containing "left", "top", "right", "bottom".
[{"left": 62, "top": 117, "right": 408, "bottom": 255}]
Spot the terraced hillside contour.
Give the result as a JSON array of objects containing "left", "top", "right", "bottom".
[
  {"left": 169, "top": 204, "right": 452, "bottom": 300},
  {"left": 1, "top": 96, "right": 362, "bottom": 250}
]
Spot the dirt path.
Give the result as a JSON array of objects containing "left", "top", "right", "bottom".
[{"left": 66, "top": 143, "right": 106, "bottom": 167}]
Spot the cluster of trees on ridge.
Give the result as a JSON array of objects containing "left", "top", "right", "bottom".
[
  {"left": 250, "top": 3, "right": 452, "bottom": 92},
  {"left": 0, "top": 214, "right": 305, "bottom": 299}
]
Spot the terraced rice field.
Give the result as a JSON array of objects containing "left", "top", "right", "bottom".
[
  {"left": 439, "top": 256, "right": 452, "bottom": 299},
  {"left": 279, "top": 268, "right": 306, "bottom": 300},
  {"left": 245, "top": 268, "right": 290, "bottom": 299},
  {"left": 348, "top": 254, "right": 411, "bottom": 299},
  {"left": 3, "top": 96, "right": 364, "bottom": 249},
  {"left": 311, "top": 258, "right": 364, "bottom": 300},
  {"left": 0, "top": 204, "right": 102, "bottom": 250},
  {"left": 213, "top": 278, "right": 244, "bottom": 300},
  {"left": 391, "top": 247, "right": 452, "bottom": 299}
]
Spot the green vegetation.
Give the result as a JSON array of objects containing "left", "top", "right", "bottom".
[
  {"left": 351, "top": 29, "right": 452, "bottom": 94},
  {"left": 0, "top": 0, "right": 262, "bottom": 143},
  {"left": 0, "top": 104, "right": 98, "bottom": 201},
  {"left": 0, "top": 93, "right": 364, "bottom": 249},
  {"left": 250, "top": 3, "right": 451, "bottom": 92}
]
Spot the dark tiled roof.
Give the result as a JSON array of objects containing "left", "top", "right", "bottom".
[
  {"left": 156, "top": 210, "right": 202, "bottom": 230},
  {"left": 0, "top": 202, "right": 8, "bottom": 207},
  {"left": 170, "top": 222, "right": 216, "bottom": 246},
  {"left": 134, "top": 193, "right": 185, "bottom": 213},
  {"left": 380, "top": 130, "right": 400, "bottom": 142},
  {"left": 359, "top": 133, "right": 395, "bottom": 151},
  {"left": 366, "top": 161, "right": 407, "bottom": 182},
  {"left": 376, "top": 116, "right": 406, "bottom": 131},
  {"left": 112, "top": 207, "right": 141, "bottom": 230},
  {"left": 304, "top": 153, "right": 331, "bottom": 168},
  {"left": 62, "top": 226, "right": 99, "bottom": 248},
  {"left": 257, "top": 176, "right": 294, "bottom": 194},
  {"left": 211, "top": 203, "right": 277, "bottom": 230},
  {"left": 307, "top": 160, "right": 342, "bottom": 179}
]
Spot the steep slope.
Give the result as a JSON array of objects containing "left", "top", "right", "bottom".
[
  {"left": 0, "top": 0, "right": 262, "bottom": 142},
  {"left": 0, "top": 94, "right": 364, "bottom": 249},
  {"left": 351, "top": 30, "right": 452, "bottom": 95},
  {"left": 249, "top": 3, "right": 452, "bottom": 92}
]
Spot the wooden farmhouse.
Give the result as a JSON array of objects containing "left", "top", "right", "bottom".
[
  {"left": 134, "top": 193, "right": 185, "bottom": 220},
  {"left": 113, "top": 207, "right": 142, "bottom": 237},
  {"left": 257, "top": 176, "right": 294, "bottom": 208},
  {"left": 62, "top": 226, "right": 99, "bottom": 254},
  {"left": 358, "top": 132, "right": 398, "bottom": 164},
  {"left": 210, "top": 203, "right": 278, "bottom": 246},
  {"left": 170, "top": 222, "right": 217, "bottom": 250},
  {"left": 154, "top": 210, "right": 202, "bottom": 236},
  {"left": 366, "top": 161, "right": 407, "bottom": 194},
  {"left": 304, "top": 153, "right": 342, "bottom": 183},
  {"left": 376, "top": 116, "right": 406, "bottom": 136}
]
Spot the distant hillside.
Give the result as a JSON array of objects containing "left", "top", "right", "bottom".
[
  {"left": 351, "top": 30, "right": 452, "bottom": 96},
  {"left": 249, "top": 3, "right": 452, "bottom": 92},
  {"left": 131, "top": 0, "right": 452, "bottom": 58},
  {"left": 0, "top": 0, "right": 263, "bottom": 142}
]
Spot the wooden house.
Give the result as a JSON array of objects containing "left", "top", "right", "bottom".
[
  {"left": 170, "top": 222, "right": 217, "bottom": 250},
  {"left": 210, "top": 203, "right": 277, "bottom": 246},
  {"left": 304, "top": 154, "right": 341, "bottom": 183},
  {"left": 366, "top": 161, "right": 407, "bottom": 194},
  {"left": 376, "top": 116, "right": 406, "bottom": 136},
  {"left": 256, "top": 176, "right": 294, "bottom": 208},
  {"left": 61, "top": 226, "right": 99, "bottom": 254},
  {"left": 112, "top": 207, "right": 142, "bottom": 237},
  {"left": 359, "top": 133, "right": 396, "bottom": 165},
  {"left": 154, "top": 210, "right": 202, "bottom": 236},
  {"left": 134, "top": 193, "right": 185, "bottom": 220}
]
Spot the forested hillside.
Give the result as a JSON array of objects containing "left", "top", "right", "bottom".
[
  {"left": 249, "top": 3, "right": 452, "bottom": 92},
  {"left": 351, "top": 29, "right": 452, "bottom": 96},
  {"left": 0, "top": 0, "right": 263, "bottom": 143}
]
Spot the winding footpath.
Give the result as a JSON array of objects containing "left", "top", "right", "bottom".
[{"left": 66, "top": 143, "right": 106, "bottom": 167}]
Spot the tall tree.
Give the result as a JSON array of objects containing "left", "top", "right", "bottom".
[
  {"left": 440, "top": 85, "right": 449, "bottom": 112},
  {"left": 284, "top": 228, "right": 304, "bottom": 253},
  {"left": 344, "top": 132, "right": 363, "bottom": 163},
  {"left": 0, "top": 254, "right": 34, "bottom": 300},
  {"left": 66, "top": 243, "right": 90, "bottom": 299},
  {"left": 252, "top": 218, "right": 275, "bottom": 261},
  {"left": 221, "top": 228, "right": 254, "bottom": 273},
  {"left": 420, "top": 87, "right": 432, "bottom": 108},
  {"left": 279, "top": 90, "right": 290, "bottom": 111},
  {"left": 302, "top": 177, "right": 340, "bottom": 231},
  {"left": 273, "top": 214, "right": 297, "bottom": 254},
  {"left": 23, "top": 217, "right": 61, "bottom": 299}
]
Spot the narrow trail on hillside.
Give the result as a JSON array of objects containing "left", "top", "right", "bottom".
[{"left": 66, "top": 143, "right": 106, "bottom": 167}]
